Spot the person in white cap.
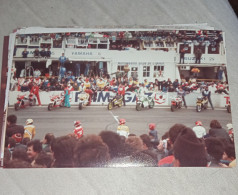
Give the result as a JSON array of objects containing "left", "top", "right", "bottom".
[{"left": 24, "top": 119, "right": 36, "bottom": 140}]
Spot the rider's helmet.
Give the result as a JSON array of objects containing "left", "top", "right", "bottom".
[
  {"left": 195, "top": 121, "right": 202, "bottom": 126},
  {"left": 149, "top": 123, "right": 155, "bottom": 130},
  {"left": 26, "top": 119, "right": 33, "bottom": 125},
  {"left": 74, "top": 120, "right": 81, "bottom": 127},
  {"left": 119, "top": 119, "right": 126, "bottom": 125}
]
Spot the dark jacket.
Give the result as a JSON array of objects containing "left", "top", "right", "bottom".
[
  {"left": 209, "top": 128, "right": 231, "bottom": 143},
  {"left": 6, "top": 124, "right": 24, "bottom": 138}
]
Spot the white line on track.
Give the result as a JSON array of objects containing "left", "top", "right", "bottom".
[{"left": 109, "top": 111, "right": 119, "bottom": 123}]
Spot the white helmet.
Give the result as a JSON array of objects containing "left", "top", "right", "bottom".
[{"left": 26, "top": 119, "right": 33, "bottom": 125}]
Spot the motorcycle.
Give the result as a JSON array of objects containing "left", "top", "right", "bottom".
[
  {"left": 78, "top": 92, "right": 90, "bottom": 110},
  {"left": 48, "top": 93, "right": 65, "bottom": 111},
  {"left": 196, "top": 96, "right": 208, "bottom": 112},
  {"left": 136, "top": 94, "right": 154, "bottom": 111},
  {"left": 107, "top": 93, "right": 123, "bottom": 110},
  {"left": 14, "top": 93, "right": 36, "bottom": 111},
  {"left": 224, "top": 96, "right": 231, "bottom": 113},
  {"left": 170, "top": 96, "right": 182, "bottom": 112}
]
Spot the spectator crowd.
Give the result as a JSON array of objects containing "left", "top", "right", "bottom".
[{"left": 4, "top": 114, "right": 235, "bottom": 168}]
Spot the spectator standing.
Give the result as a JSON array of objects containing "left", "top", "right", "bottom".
[
  {"left": 195, "top": 47, "right": 202, "bottom": 64},
  {"left": 58, "top": 53, "right": 67, "bottom": 81},
  {"left": 31, "top": 82, "right": 41, "bottom": 106},
  {"left": 22, "top": 48, "right": 29, "bottom": 58},
  {"left": 202, "top": 86, "right": 214, "bottom": 110},
  {"left": 46, "top": 48, "right": 51, "bottom": 58},
  {"left": 179, "top": 48, "right": 185, "bottom": 64},
  {"left": 40, "top": 48, "right": 46, "bottom": 58},
  {"left": 177, "top": 87, "right": 187, "bottom": 108}
]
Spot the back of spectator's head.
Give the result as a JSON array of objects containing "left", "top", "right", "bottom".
[
  {"left": 34, "top": 152, "right": 53, "bottom": 168},
  {"left": 12, "top": 149, "right": 29, "bottom": 162},
  {"left": 224, "top": 144, "right": 236, "bottom": 160},
  {"left": 51, "top": 136, "right": 77, "bottom": 168},
  {"left": 7, "top": 115, "right": 17, "bottom": 124},
  {"left": 74, "top": 135, "right": 110, "bottom": 167},
  {"left": 140, "top": 134, "right": 153, "bottom": 149},
  {"left": 130, "top": 151, "right": 158, "bottom": 167},
  {"left": 125, "top": 136, "right": 144, "bottom": 152},
  {"left": 205, "top": 137, "right": 224, "bottom": 161},
  {"left": 5, "top": 159, "right": 31, "bottom": 168},
  {"left": 99, "top": 131, "right": 124, "bottom": 159},
  {"left": 168, "top": 124, "right": 187, "bottom": 144},
  {"left": 8, "top": 137, "right": 16, "bottom": 148},
  {"left": 210, "top": 120, "right": 222, "bottom": 129},
  {"left": 22, "top": 137, "right": 30, "bottom": 145},
  {"left": 173, "top": 127, "right": 207, "bottom": 167},
  {"left": 44, "top": 133, "right": 55, "bottom": 145}
]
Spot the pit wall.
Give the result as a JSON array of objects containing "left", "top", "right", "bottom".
[{"left": 8, "top": 91, "right": 229, "bottom": 108}]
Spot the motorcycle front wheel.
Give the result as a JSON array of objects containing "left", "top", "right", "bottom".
[
  {"left": 227, "top": 105, "right": 231, "bottom": 113},
  {"left": 79, "top": 103, "right": 83, "bottom": 110},
  {"left": 15, "top": 103, "right": 20, "bottom": 111},
  {"left": 149, "top": 100, "right": 154, "bottom": 108},
  {"left": 136, "top": 103, "right": 142, "bottom": 111},
  {"left": 48, "top": 103, "right": 53, "bottom": 111},
  {"left": 108, "top": 102, "right": 113, "bottom": 110},
  {"left": 196, "top": 105, "right": 201, "bottom": 112},
  {"left": 171, "top": 105, "right": 175, "bottom": 112}
]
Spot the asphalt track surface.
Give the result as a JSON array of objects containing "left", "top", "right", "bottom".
[{"left": 7, "top": 105, "right": 232, "bottom": 140}]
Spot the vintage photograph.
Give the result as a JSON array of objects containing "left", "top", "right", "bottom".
[{"left": 2, "top": 24, "right": 234, "bottom": 168}]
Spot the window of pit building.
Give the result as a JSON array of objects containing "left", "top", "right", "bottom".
[
  {"left": 194, "top": 45, "right": 206, "bottom": 54},
  {"left": 153, "top": 65, "right": 164, "bottom": 77},
  {"left": 208, "top": 44, "right": 220, "bottom": 54},
  {"left": 118, "top": 65, "right": 125, "bottom": 73},
  {"left": 143, "top": 66, "right": 150, "bottom": 77}
]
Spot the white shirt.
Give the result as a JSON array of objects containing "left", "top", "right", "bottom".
[{"left": 192, "top": 126, "right": 206, "bottom": 138}]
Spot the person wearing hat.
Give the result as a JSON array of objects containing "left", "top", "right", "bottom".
[
  {"left": 73, "top": 121, "right": 83, "bottom": 139},
  {"left": 24, "top": 119, "right": 36, "bottom": 140},
  {"left": 117, "top": 119, "right": 130, "bottom": 138},
  {"left": 192, "top": 121, "right": 206, "bottom": 139},
  {"left": 202, "top": 86, "right": 214, "bottom": 110},
  {"left": 148, "top": 123, "right": 158, "bottom": 143},
  {"left": 173, "top": 127, "right": 207, "bottom": 167}
]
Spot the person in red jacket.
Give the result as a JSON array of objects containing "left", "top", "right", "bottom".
[
  {"left": 73, "top": 121, "right": 83, "bottom": 139},
  {"left": 118, "top": 83, "right": 126, "bottom": 106},
  {"left": 31, "top": 82, "right": 41, "bottom": 106}
]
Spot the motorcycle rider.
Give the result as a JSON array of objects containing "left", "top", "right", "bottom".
[
  {"left": 73, "top": 121, "right": 83, "bottom": 139},
  {"left": 192, "top": 121, "right": 206, "bottom": 139},
  {"left": 202, "top": 86, "right": 214, "bottom": 110},
  {"left": 24, "top": 119, "right": 36, "bottom": 140},
  {"left": 177, "top": 86, "right": 187, "bottom": 108},
  {"left": 117, "top": 119, "right": 130, "bottom": 138}
]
